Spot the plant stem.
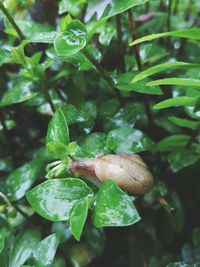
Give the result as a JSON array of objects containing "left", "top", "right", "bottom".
[
  {"left": 173, "top": 0, "right": 179, "bottom": 14},
  {"left": 115, "top": 14, "right": 125, "bottom": 73},
  {"left": 83, "top": 49, "right": 123, "bottom": 105},
  {"left": 40, "top": 79, "right": 56, "bottom": 113},
  {"left": 167, "top": 0, "right": 172, "bottom": 31},
  {"left": 158, "top": 197, "right": 176, "bottom": 215},
  {"left": 128, "top": 9, "right": 153, "bottom": 128},
  {"left": 0, "top": 1, "right": 25, "bottom": 40},
  {"left": 0, "top": 109, "right": 8, "bottom": 133}
]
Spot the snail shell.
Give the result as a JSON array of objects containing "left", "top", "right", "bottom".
[{"left": 68, "top": 154, "right": 154, "bottom": 195}]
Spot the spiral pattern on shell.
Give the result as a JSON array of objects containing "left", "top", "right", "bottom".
[{"left": 68, "top": 154, "right": 154, "bottom": 194}]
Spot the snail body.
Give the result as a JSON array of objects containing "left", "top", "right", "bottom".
[{"left": 68, "top": 154, "right": 153, "bottom": 195}]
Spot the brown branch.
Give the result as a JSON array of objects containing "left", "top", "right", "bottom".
[
  {"left": 128, "top": 9, "right": 153, "bottom": 128},
  {"left": 116, "top": 14, "right": 125, "bottom": 73}
]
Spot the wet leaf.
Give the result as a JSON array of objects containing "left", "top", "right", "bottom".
[
  {"left": 46, "top": 107, "right": 70, "bottom": 145},
  {"left": 0, "top": 81, "right": 37, "bottom": 107},
  {"left": 9, "top": 229, "right": 41, "bottom": 267},
  {"left": 26, "top": 178, "right": 93, "bottom": 221},
  {"left": 92, "top": 180, "right": 141, "bottom": 227},
  {"left": 70, "top": 200, "right": 88, "bottom": 241},
  {"left": 5, "top": 159, "right": 44, "bottom": 201},
  {"left": 132, "top": 62, "right": 200, "bottom": 83},
  {"left": 85, "top": 0, "right": 149, "bottom": 21},
  {"left": 153, "top": 97, "right": 197, "bottom": 110},
  {"left": 169, "top": 116, "right": 199, "bottom": 130},
  {"left": 29, "top": 234, "right": 59, "bottom": 267},
  {"left": 130, "top": 28, "right": 200, "bottom": 46},
  {"left": 167, "top": 149, "right": 199, "bottom": 172},
  {"left": 54, "top": 20, "right": 87, "bottom": 57},
  {"left": 115, "top": 72, "right": 163, "bottom": 95},
  {"left": 147, "top": 78, "right": 200, "bottom": 87},
  {"left": 106, "top": 128, "right": 154, "bottom": 153}
]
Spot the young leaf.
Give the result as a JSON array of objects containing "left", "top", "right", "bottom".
[
  {"left": 54, "top": 20, "right": 87, "bottom": 57},
  {"left": 9, "top": 229, "right": 41, "bottom": 267},
  {"left": 146, "top": 78, "right": 200, "bottom": 87},
  {"left": 153, "top": 97, "right": 197, "bottom": 110},
  {"left": 46, "top": 141, "right": 67, "bottom": 159},
  {"left": 167, "top": 149, "right": 199, "bottom": 173},
  {"left": 106, "top": 128, "right": 154, "bottom": 153},
  {"left": 81, "top": 133, "right": 108, "bottom": 156},
  {"left": 46, "top": 107, "right": 70, "bottom": 145},
  {"left": 92, "top": 180, "right": 141, "bottom": 227},
  {"left": 70, "top": 200, "right": 89, "bottom": 241},
  {"left": 5, "top": 159, "right": 44, "bottom": 201},
  {"left": 115, "top": 72, "right": 163, "bottom": 95},
  {"left": 59, "top": 0, "right": 85, "bottom": 15},
  {"left": 152, "top": 135, "right": 190, "bottom": 152},
  {"left": 26, "top": 178, "right": 93, "bottom": 221},
  {"left": 132, "top": 62, "right": 200, "bottom": 83},
  {"left": 29, "top": 31, "right": 57, "bottom": 43},
  {"left": 29, "top": 234, "right": 59, "bottom": 267},
  {"left": 85, "top": 0, "right": 149, "bottom": 21},
  {"left": 130, "top": 28, "right": 200, "bottom": 46},
  {"left": 0, "top": 81, "right": 37, "bottom": 107},
  {"left": 169, "top": 116, "right": 199, "bottom": 130}
]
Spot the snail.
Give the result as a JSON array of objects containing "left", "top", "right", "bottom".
[{"left": 68, "top": 154, "right": 154, "bottom": 194}]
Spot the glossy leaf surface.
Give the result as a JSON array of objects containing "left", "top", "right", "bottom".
[
  {"left": 92, "top": 180, "right": 140, "bottom": 227},
  {"left": 26, "top": 178, "right": 93, "bottom": 221},
  {"left": 106, "top": 128, "right": 154, "bottom": 153}
]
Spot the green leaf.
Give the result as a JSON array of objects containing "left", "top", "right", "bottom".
[
  {"left": 92, "top": 180, "right": 140, "bottom": 227},
  {"left": 115, "top": 72, "right": 163, "bottom": 95},
  {"left": 152, "top": 135, "right": 190, "bottom": 152},
  {"left": 146, "top": 78, "right": 200, "bottom": 87},
  {"left": 167, "top": 148, "right": 199, "bottom": 172},
  {"left": 81, "top": 133, "right": 108, "bottom": 156},
  {"left": 12, "top": 47, "right": 26, "bottom": 65},
  {"left": 132, "top": 62, "right": 200, "bottom": 83},
  {"left": 5, "top": 159, "right": 44, "bottom": 201},
  {"left": 169, "top": 116, "right": 199, "bottom": 130},
  {"left": 167, "top": 263, "right": 198, "bottom": 267},
  {"left": 46, "top": 142, "right": 67, "bottom": 159},
  {"left": 0, "top": 228, "right": 8, "bottom": 254},
  {"left": 59, "top": 0, "right": 85, "bottom": 15},
  {"left": 9, "top": 229, "right": 41, "bottom": 267},
  {"left": 70, "top": 200, "right": 88, "bottom": 241},
  {"left": 130, "top": 28, "right": 200, "bottom": 46},
  {"left": 106, "top": 128, "right": 154, "bottom": 153},
  {"left": 0, "top": 47, "right": 11, "bottom": 66},
  {"left": 59, "top": 104, "right": 85, "bottom": 125},
  {"left": 0, "top": 81, "right": 37, "bottom": 107},
  {"left": 85, "top": 0, "right": 149, "bottom": 21},
  {"left": 26, "top": 178, "right": 93, "bottom": 221},
  {"left": 153, "top": 97, "right": 197, "bottom": 110},
  {"left": 29, "top": 234, "right": 59, "bottom": 267},
  {"left": 54, "top": 20, "right": 87, "bottom": 57},
  {"left": 29, "top": 31, "right": 57, "bottom": 43},
  {"left": 46, "top": 107, "right": 70, "bottom": 145}
]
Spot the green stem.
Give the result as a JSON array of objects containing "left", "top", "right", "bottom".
[
  {"left": 128, "top": 9, "right": 153, "bottom": 128},
  {"left": 40, "top": 79, "right": 56, "bottom": 113},
  {"left": 0, "top": 1, "right": 25, "bottom": 40},
  {"left": 115, "top": 14, "right": 125, "bottom": 73},
  {"left": 0, "top": 192, "right": 12, "bottom": 207},
  {"left": 83, "top": 49, "right": 123, "bottom": 105}
]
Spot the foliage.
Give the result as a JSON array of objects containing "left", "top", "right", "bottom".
[{"left": 0, "top": 0, "right": 200, "bottom": 266}]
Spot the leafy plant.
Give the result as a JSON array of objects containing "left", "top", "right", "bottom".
[{"left": 0, "top": 0, "right": 200, "bottom": 266}]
